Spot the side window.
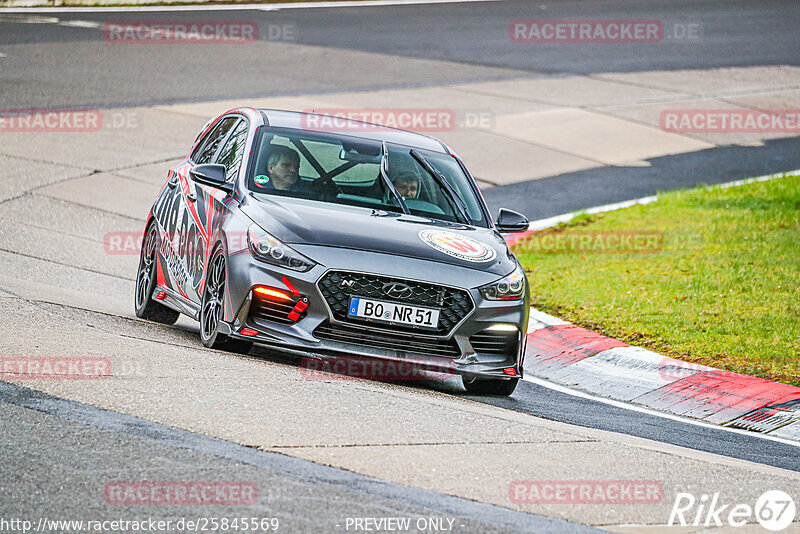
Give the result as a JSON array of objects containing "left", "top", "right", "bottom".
[
  {"left": 192, "top": 117, "right": 237, "bottom": 164},
  {"left": 216, "top": 120, "right": 249, "bottom": 180}
]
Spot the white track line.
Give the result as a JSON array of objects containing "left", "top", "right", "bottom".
[
  {"left": 527, "top": 196, "right": 658, "bottom": 231},
  {"left": 524, "top": 168, "right": 800, "bottom": 232},
  {"left": 0, "top": 0, "right": 497, "bottom": 13},
  {"left": 522, "top": 374, "right": 800, "bottom": 448}
]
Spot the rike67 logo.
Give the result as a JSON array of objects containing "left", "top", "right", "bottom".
[{"left": 669, "top": 490, "right": 796, "bottom": 531}]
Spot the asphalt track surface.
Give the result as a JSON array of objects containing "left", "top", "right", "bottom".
[
  {"left": 2, "top": 0, "right": 800, "bottom": 531},
  {"left": 0, "top": 381, "right": 589, "bottom": 533},
  {"left": 2, "top": 0, "right": 800, "bottom": 218},
  {"left": 2, "top": 0, "right": 796, "bottom": 460},
  {"left": 2, "top": 0, "right": 800, "bottom": 107}
]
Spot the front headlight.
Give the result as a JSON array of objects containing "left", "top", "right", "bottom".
[
  {"left": 479, "top": 264, "right": 526, "bottom": 301},
  {"left": 247, "top": 224, "right": 315, "bottom": 272}
]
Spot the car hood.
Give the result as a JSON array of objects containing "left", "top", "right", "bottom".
[{"left": 242, "top": 194, "right": 516, "bottom": 276}]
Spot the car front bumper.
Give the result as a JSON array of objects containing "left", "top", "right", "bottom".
[{"left": 222, "top": 245, "right": 529, "bottom": 380}]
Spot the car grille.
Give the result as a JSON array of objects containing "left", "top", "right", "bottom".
[
  {"left": 317, "top": 271, "right": 473, "bottom": 335},
  {"left": 469, "top": 329, "right": 518, "bottom": 356},
  {"left": 249, "top": 294, "right": 306, "bottom": 325},
  {"left": 313, "top": 321, "right": 461, "bottom": 359}
]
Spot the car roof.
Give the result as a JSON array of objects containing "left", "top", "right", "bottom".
[{"left": 257, "top": 108, "right": 448, "bottom": 153}]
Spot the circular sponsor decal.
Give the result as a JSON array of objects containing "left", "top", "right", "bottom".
[
  {"left": 418, "top": 230, "right": 497, "bottom": 263},
  {"left": 254, "top": 175, "right": 270, "bottom": 186}
]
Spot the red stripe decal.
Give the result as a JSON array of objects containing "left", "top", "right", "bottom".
[
  {"left": 281, "top": 277, "right": 301, "bottom": 296},
  {"left": 525, "top": 325, "right": 627, "bottom": 373},
  {"left": 156, "top": 256, "right": 166, "bottom": 287},
  {"left": 177, "top": 167, "right": 207, "bottom": 241},
  {"left": 176, "top": 283, "right": 190, "bottom": 300},
  {"left": 206, "top": 189, "right": 215, "bottom": 235}
]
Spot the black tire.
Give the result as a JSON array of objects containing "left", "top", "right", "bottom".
[
  {"left": 134, "top": 222, "right": 180, "bottom": 325},
  {"left": 462, "top": 375, "right": 519, "bottom": 396},
  {"left": 199, "top": 246, "right": 252, "bottom": 354}
]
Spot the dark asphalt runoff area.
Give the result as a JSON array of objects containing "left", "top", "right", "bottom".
[
  {"left": 2, "top": 0, "right": 799, "bottom": 219},
  {"left": 2, "top": 0, "right": 798, "bottom": 459},
  {"left": 468, "top": 380, "right": 800, "bottom": 474},
  {"left": 2, "top": 0, "right": 799, "bottom": 107},
  {"left": 292, "top": 361, "right": 800, "bottom": 473},
  {"left": 0, "top": 381, "right": 592, "bottom": 534},
  {"left": 250, "top": 345, "right": 800, "bottom": 473}
]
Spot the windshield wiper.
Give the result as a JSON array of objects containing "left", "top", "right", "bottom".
[
  {"left": 409, "top": 149, "right": 470, "bottom": 224},
  {"left": 379, "top": 142, "right": 410, "bottom": 215}
]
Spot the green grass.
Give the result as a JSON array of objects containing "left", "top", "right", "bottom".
[{"left": 514, "top": 173, "right": 800, "bottom": 385}]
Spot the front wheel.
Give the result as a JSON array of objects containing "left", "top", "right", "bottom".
[
  {"left": 134, "top": 223, "right": 180, "bottom": 325},
  {"left": 462, "top": 375, "right": 519, "bottom": 396},
  {"left": 199, "top": 247, "right": 252, "bottom": 354}
]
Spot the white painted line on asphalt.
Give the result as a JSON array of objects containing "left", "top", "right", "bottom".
[
  {"left": 528, "top": 308, "right": 570, "bottom": 329},
  {"left": 715, "top": 168, "right": 800, "bottom": 190},
  {"left": 526, "top": 321, "right": 548, "bottom": 335},
  {"left": 526, "top": 308, "right": 571, "bottom": 333},
  {"left": 582, "top": 196, "right": 658, "bottom": 215},
  {"left": 0, "top": 13, "right": 58, "bottom": 21},
  {"left": 0, "top": 53, "right": 6, "bottom": 57},
  {"left": 0, "top": 14, "right": 102, "bottom": 29},
  {"left": 522, "top": 374, "right": 800, "bottom": 449},
  {"left": 0, "top": 0, "right": 498, "bottom": 13},
  {"left": 523, "top": 168, "right": 800, "bottom": 232},
  {"left": 58, "top": 19, "right": 101, "bottom": 28},
  {"left": 527, "top": 196, "right": 657, "bottom": 232},
  {"left": 258, "top": 0, "right": 498, "bottom": 11}
]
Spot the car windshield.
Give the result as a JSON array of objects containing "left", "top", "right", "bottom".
[{"left": 247, "top": 127, "right": 488, "bottom": 227}]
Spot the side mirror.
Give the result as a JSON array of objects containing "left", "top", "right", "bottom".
[
  {"left": 496, "top": 208, "right": 529, "bottom": 233},
  {"left": 190, "top": 164, "right": 233, "bottom": 193}
]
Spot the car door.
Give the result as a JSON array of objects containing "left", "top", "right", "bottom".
[
  {"left": 151, "top": 115, "right": 238, "bottom": 305},
  {"left": 186, "top": 116, "right": 249, "bottom": 304}
]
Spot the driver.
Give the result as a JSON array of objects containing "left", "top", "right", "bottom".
[
  {"left": 255, "top": 146, "right": 311, "bottom": 194},
  {"left": 392, "top": 172, "right": 420, "bottom": 200}
]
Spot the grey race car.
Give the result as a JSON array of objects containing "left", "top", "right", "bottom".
[{"left": 135, "top": 107, "right": 530, "bottom": 396}]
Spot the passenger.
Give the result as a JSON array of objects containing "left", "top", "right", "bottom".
[{"left": 392, "top": 172, "right": 420, "bottom": 200}]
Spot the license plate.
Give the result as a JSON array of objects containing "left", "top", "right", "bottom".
[{"left": 348, "top": 297, "right": 440, "bottom": 329}]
